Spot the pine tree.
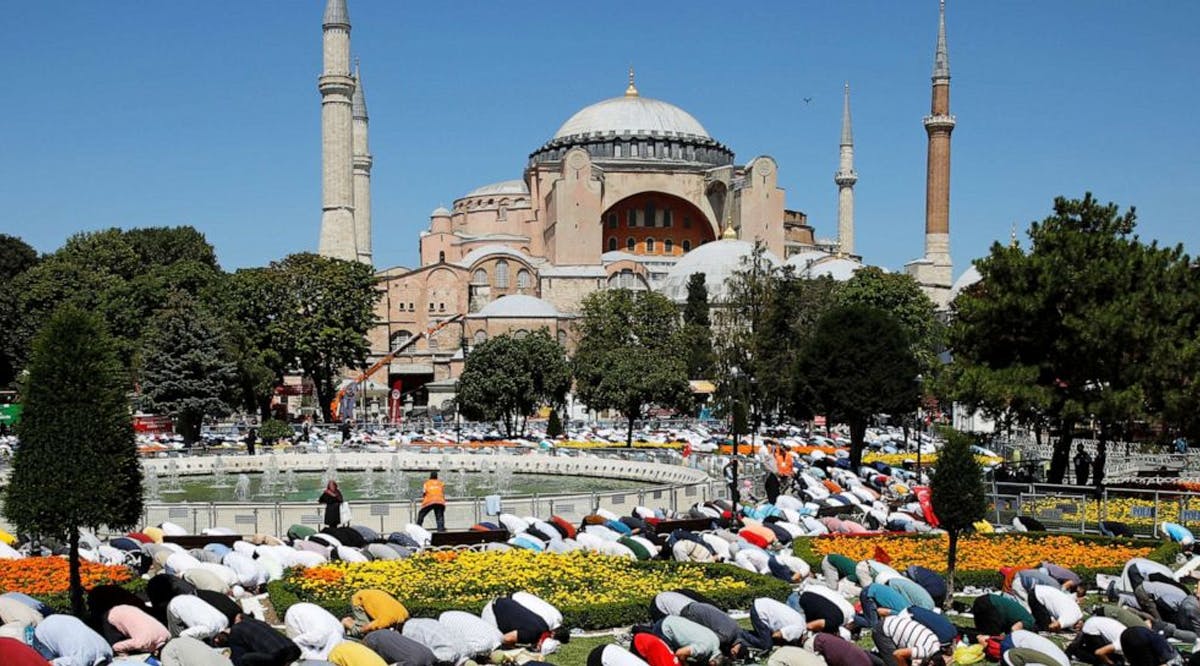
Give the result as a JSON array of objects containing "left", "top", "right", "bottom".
[
  {"left": 139, "top": 296, "right": 238, "bottom": 443},
  {"left": 930, "top": 430, "right": 988, "bottom": 600},
  {"left": 682, "top": 272, "right": 715, "bottom": 379},
  {"left": 3, "top": 306, "right": 143, "bottom": 616},
  {"left": 546, "top": 409, "right": 564, "bottom": 438}
]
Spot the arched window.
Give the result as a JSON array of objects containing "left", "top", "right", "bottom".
[
  {"left": 513, "top": 329, "right": 529, "bottom": 340},
  {"left": 664, "top": 239, "right": 674, "bottom": 254},
  {"left": 498, "top": 205, "right": 508, "bottom": 222},
  {"left": 557, "top": 329, "right": 568, "bottom": 346},
  {"left": 608, "top": 237, "right": 617, "bottom": 252},
  {"left": 645, "top": 237, "right": 656, "bottom": 253},
  {"left": 495, "top": 260, "right": 509, "bottom": 288},
  {"left": 472, "top": 268, "right": 488, "bottom": 285},
  {"left": 516, "top": 269, "right": 531, "bottom": 290},
  {"left": 626, "top": 237, "right": 635, "bottom": 251},
  {"left": 682, "top": 240, "right": 692, "bottom": 252},
  {"left": 620, "top": 270, "right": 636, "bottom": 290},
  {"left": 474, "top": 330, "right": 488, "bottom": 345},
  {"left": 438, "top": 251, "right": 446, "bottom": 262},
  {"left": 390, "top": 330, "right": 413, "bottom": 349}
]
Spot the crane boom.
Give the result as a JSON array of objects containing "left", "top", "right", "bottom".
[{"left": 330, "top": 314, "right": 464, "bottom": 421}]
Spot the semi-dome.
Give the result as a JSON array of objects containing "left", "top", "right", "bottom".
[
  {"left": 950, "top": 264, "right": 982, "bottom": 300},
  {"left": 476, "top": 294, "right": 561, "bottom": 319},
  {"left": 660, "top": 239, "right": 780, "bottom": 304},
  {"left": 465, "top": 180, "right": 529, "bottom": 198},
  {"left": 802, "top": 256, "right": 863, "bottom": 281},
  {"left": 553, "top": 96, "right": 710, "bottom": 140},
  {"left": 784, "top": 248, "right": 831, "bottom": 270},
  {"left": 431, "top": 206, "right": 451, "bottom": 216}
]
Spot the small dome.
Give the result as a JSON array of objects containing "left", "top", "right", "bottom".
[
  {"left": 553, "top": 96, "right": 710, "bottom": 140},
  {"left": 431, "top": 206, "right": 451, "bottom": 217},
  {"left": 784, "top": 248, "right": 831, "bottom": 270},
  {"left": 660, "top": 240, "right": 780, "bottom": 304},
  {"left": 476, "top": 295, "right": 560, "bottom": 319},
  {"left": 465, "top": 180, "right": 528, "bottom": 198},
  {"left": 802, "top": 256, "right": 863, "bottom": 281},
  {"left": 950, "top": 264, "right": 982, "bottom": 300}
]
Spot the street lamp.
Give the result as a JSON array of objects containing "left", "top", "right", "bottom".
[
  {"left": 455, "top": 332, "right": 469, "bottom": 447},
  {"left": 915, "top": 374, "right": 924, "bottom": 483}
]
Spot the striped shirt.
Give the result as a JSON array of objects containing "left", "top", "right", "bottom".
[{"left": 880, "top": 616, "right": 940, "bottom": 659}]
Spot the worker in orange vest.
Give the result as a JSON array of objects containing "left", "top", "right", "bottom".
[{"left": 417, "top": 471, "right": 447, "bottom": 532}]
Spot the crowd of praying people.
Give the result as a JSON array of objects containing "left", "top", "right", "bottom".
[{"left": 2, "top": 440, "right": 1200, "bottom": 665}]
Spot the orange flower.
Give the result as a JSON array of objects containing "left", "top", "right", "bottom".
[
  {"left": 0, "top": 557, "right": 131, "bottom": 596},
  {"left": 810, "top": 534, "right": 1149, "bottom": 573}
]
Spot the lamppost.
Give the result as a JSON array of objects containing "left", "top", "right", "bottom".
[
  {"left": 455, "top": 332, "right": 469, "bottom": 447},
  {"left": 915, "top": 374, "right": 925, "bottom": 483}
]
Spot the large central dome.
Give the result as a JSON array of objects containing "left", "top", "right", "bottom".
[{"left": 552, "top": 96, "right": 710, "bottom": 140}]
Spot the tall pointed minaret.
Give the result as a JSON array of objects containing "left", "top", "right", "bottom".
[
  {"left": 317, "top": 0, "right": 358, "bottom": 262},
  {"left": 834, "top": 82, "right": 858, "bottom": 255},
  {"left": 907, "top": 0, "right": 956, "bottom": 307},
  {"left": 352, "top": 61, "right": 373, "bottom": 265}
]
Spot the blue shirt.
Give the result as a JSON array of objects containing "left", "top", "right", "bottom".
[
  {"left": 1164, "top": 522, "right": 1194, "bottom": 544},
  {"left": 887, "top": 577, "right": 936, "bottom": 610},
  {"left": 864, "top": 584, "right": 910, "bottom": 612},
  {"left": 35, "top": 614, "right": 113, "bottom": 666},
  {"left": 1, "top": 592, "right": 54, "bottom": 617},
  {"left": 905, "top": 607, "right": 956, "bottom": 644}
]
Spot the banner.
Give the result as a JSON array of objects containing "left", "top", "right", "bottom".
[{"left": 913, "top": 485, "right": 940, "bottom": 527}]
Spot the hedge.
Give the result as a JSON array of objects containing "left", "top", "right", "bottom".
[
  {"left": 269, "top": 559, "right": 792, "bottom": 630},
  {"left": 793, "top": 532, "right": 1179, "bottom": 590}
]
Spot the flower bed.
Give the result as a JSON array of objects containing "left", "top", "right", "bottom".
[
  {"left": 862, "top": 452, "right": 1003, "bottom": 467},
  {"left": 271, "top": 549, "right": 790, "bottom": 629},
  {"left": 793, "top": 533, "right": 1172, "bottom": 589},
  {"left": 1020, "top": 494, "right": 1199, "bottom": 527},
  {"left": 0, "top": 556, "right": 137, "bottom": 611}
]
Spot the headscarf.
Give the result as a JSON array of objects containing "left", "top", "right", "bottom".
[{"left": 324, "top": 481, "right": 342, "bottom": 501}]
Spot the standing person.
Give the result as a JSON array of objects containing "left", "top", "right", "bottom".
[
  {"left": 245, "top": 427, "right": 257, "bottom": 456},
  {"left": 1074, "top": 445, "right": 1092, "bottom": 486},
  {"left": 302, "top": 420, "right": 311, "bottom": 443},
  {"left": 340, "top": 420, "right": 351, "bottom": 444},
  {"left": 416, "top": 472, "right": 446, "bottom": 532},
  {"left": 1093, "top": 445, "right": 1107, "bottom": 490},
  {"left": 318, "top": 481, "right": 344, "bottom": 530}
]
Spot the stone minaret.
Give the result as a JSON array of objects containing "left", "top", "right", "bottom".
[
  {"left": 317, "top": 0, "right": 358, "bottom": 262},
  {"left": 834, "top": 82, "right": 857, "bottom": 255},
  {"left": 907, "top": 0, "right": 955, "bottom": 307},
  {"left": 352, "top": 62, "right": 373, "bottom": 265}
]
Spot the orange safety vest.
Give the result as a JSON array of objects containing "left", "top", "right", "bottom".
[
  {"left": 774, "top": 448, "right": 794, "bottom": 477},
  {"left": 422, "top": 479, "right": 446, "bottom": 507}
]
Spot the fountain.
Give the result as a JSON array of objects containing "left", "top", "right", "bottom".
[
  {"left": 454, "top": 468, "right": 469, "bottom": 497},
  {"left": 234, "top": 474, "right": 251, "bottom": 501},
  {"left": 145, "top": 468, "right": 161, "bottom": 502},
  {"left": 262, "top": 455, "right": 280, "bottom": 488},
  {"left": 283, "top": 468, "right": 298, "bottom": 493},
  {"left": 361, "top": 467, "right": 377, "bottom": 497},
  {"left": 210, "top": 456, "right": 230, "bottom": 488},
  {"left": 495, "top": 462, "right": 513, "bottom": 495},
  {"left": 162, "top": 459, "right": 183, "bottom": 493},
  {"left": 320, "top": 453, "right": 339, "bottom": 487},
  {"left": 439, "top": 454, "right": 453, "bottom": 481}
]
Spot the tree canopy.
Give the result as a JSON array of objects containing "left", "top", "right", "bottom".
[
  {"left": 948, "top": 193, "right": 1200, "bottom": 481},
  {"left": 681, "top": 272, "right": 715, "bottom": 380},
  {"left": 456, "top": 329, "right": 571, "bottom": 437},
  {"left": 573, "top": 289, "right": 691, "bottom": 446},
  {"left": 797, "top": 304, "right": 920, "bottom": 468},
  {"left": 930, "top": 430, "right": 987, "bottom": 596},
  {"left": 3, "top": 306, "right": 143, "bottom": 615},
  {"left": 139, "top": 296, "right": 239, "bottom": 443}
]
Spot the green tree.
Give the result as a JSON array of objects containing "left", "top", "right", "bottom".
[
  {"left": 839, "top": 266, "right": 941, "bottom": 373},
  {"left": 681, "top": 273, "right": 715, "bottom": 379},
  {"left": 139, "top": 296, "right": 239, "bottom": 443},
  {"left": 271, "top": 254, "right": 380, "bottom": 422},
  {"left": 546, "top": 409, "right": 564, "bottom": 438},
  {"left": 0, "top": 234, "right": 38, "bottom": 283},
  {"left": 798, "top": 305, "right": 919, "bottom": 468},
  {"left": 2, "top": 307, "right": 143, "bottom": 616},
  {"left": 929, "top": 430, "right": 988, "bottom": 598},
  {"left": 574, "top": 289, "right": 691, "bottom": 446},
  {"left": 208, "top": 267, "right": 290, "bottom": 420},
  {"left": 457, "top": 330, "right": 571, "bottom": 437},
  {"left": 949, "top": 194, "right": 1196, "bottom": 481}
]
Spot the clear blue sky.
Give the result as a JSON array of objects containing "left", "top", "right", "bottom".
[{"left": 3, "top": 1, "right": 1197, "bottom": 278}]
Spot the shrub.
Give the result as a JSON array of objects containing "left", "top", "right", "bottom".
[{"left": 259, "top": 419, "right": 292, "bottom": 443}]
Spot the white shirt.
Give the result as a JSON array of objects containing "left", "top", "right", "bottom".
[
  {"left": 167, "top": 595, "right": 228, "bottom": 641},
  {"left": 284, "top": 602, "right": 345, "bottom": 660},
  {"left": 190, "top": 562, "right": 239, "bottom": 588},
  {"left": 700, "top": 534, "right": 731, "bottom": 561},
  {"left": 164, "top": 551, "right": 202, "bottom": 576},
  {"left": 1009, "top": 630, "right": 1069, "bottom": 666},
  {"left": 513, "top": 592, "right": 562, "bottom": 630},
  {"left": 801, "top": 584, "right": 855, "bottom": 626},
  {"left": 598, "top": 644, "right": 650, "bottom": 666},
  {"left": 655, "top": 592, "right": 695, "bottom": 618},
  {"left": 753, "top": 597, "right": 807, "bottom": 642},
  {"left": 1082, "top": 616, "right": 1127, "bottom": 653},
  {"left": 439, "top": 610, "right": 503, "bottom": 660},
  {"left": 402, "top": 618, "right": 461, "bottom": 665},
  {"left": 222, "top": 552, "right": 267, "bottom": 588},
  {"left": 736, "top": 548, "right": 771, "bottom": 575},
  {"left": 1032, "top": 585, "right": 1082, "bottom": 628}
]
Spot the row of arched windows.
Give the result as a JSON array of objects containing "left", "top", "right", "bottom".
[
  {"left": 470, "top": 261, "right": 532, "bottom": 290},
  {"left": 607, "top": 237, "right": 690, "bottom": 254}
]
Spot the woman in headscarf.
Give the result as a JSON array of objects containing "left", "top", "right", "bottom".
[{"left": 318, "top": 481, "right": 344, "bottom": 530}]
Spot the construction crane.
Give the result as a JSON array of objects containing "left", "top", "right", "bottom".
[{"left": 330, "top": 314, "right": 465, "bottom": 421}]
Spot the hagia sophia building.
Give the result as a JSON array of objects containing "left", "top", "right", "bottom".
[{"left": 315, "top": 0, "right": 958, "bottom": 412}]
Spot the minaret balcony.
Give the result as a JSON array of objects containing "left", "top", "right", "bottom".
[
  {"left": 923, "top": 114, "right": 957, "bottom": 131},
  {"left": 834, "top": 170, "right": 858, "bottom": 187}
]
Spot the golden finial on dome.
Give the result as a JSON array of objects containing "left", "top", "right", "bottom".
[
  {"left": 722, "top": 213, "right": 737, "bottom": 240},
  {"left": 625, "top": 66, "right": 639, "bottom": 97}
]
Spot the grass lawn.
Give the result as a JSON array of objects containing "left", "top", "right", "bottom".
[{"left": 552, "top": 634, "right": 613, "bottom": 666}]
